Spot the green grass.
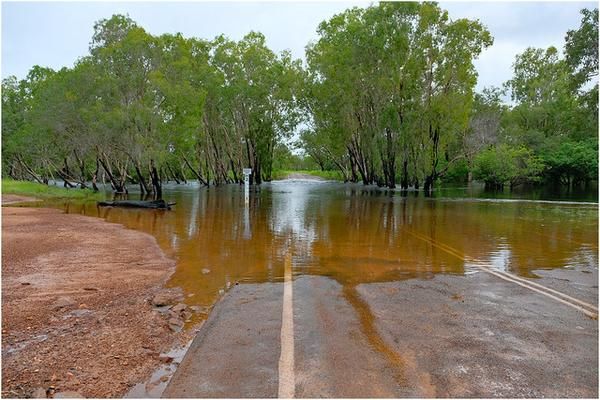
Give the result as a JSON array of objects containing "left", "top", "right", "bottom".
[
  {"left": 2, "top": 179, "right": 105, "bottom": 200},
  {"left": 271, "top": 169, "right": 345, "bottom": 181}
]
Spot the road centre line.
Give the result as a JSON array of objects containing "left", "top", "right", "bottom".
[{"left": 278, "top": 251, "right": 295, "bottom": 398}]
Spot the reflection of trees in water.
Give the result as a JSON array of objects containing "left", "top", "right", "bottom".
[
  {"left": 297, "top": 191, "right": 463, "bottom": 285},
  {"left": 52, "top": 186, "right": 598, "bottom": 381},
  {"left": 53, "top": 185, "right": 598, "bottom": 305},
  {"left": 452, "top": 202, "right": 598, "bottom": 277},
  {"left": 288, "top": 189, "right": 597, "bottom": 284}
]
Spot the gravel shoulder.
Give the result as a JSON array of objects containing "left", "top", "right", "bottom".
[{"left": 1, "top": 203, "right": 195, "bottom": 398}]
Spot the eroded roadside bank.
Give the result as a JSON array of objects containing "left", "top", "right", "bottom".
[{"left": 1, "top": 195, "right": 200, "bottom": 398}]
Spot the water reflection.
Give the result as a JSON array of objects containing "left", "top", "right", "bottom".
[{"left": 31, "top": 181, "right": 598, "bottom": 317}]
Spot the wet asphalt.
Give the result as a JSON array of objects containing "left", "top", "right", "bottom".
[{"left": 164, "top": 268, "right": 598, "bottom": 398}]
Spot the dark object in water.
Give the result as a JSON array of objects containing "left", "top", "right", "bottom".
[{"left": 97, "top": 199, "right": 175, "bottom": 210}]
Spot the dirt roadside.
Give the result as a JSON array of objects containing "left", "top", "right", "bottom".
[
  {"left": 1, "top": 196, "right": 197, "bottom": 398},
  {"left": 2, "top": 194, "right": 38, "bottom": 205}
]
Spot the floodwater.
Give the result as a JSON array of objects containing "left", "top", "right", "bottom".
[{"left": 32, "top": 180, "right": 598, "bottom": 320}]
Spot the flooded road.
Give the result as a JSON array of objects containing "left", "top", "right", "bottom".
[
  {"left": 35, "top": 180, "right": 598, "bottom": 321},
  {"left": 21, "top": 180, "right": 598, "bottom": 397}
]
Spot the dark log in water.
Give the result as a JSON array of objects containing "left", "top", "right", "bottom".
[{"left": 97, "top": 200, "right": 175, "bottom": 210}]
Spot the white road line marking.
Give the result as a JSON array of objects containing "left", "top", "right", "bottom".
[
  {"left": 404, "top": 228, "right": 598, "bottom": 318},
  {"left": 479, "top": 266, "right": 598, "bottom": 319},
  {"left": 278, "top": 252, "right": 295, "bottom": 398}
]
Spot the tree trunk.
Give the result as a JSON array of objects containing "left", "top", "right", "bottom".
[
  {"left": 98, "top": 199, "right": 174, "bottom": 210},
  {"left": 349, "top": 153, "right": 358, "bottom": 183},
  {"left": 98, "top": 153, "right": 127, "bottom": 193},
  {"left": 60, "top": 158, "right": 76, "bottom": 188},
  {"left": 8, "top": 162, "right": 17, "bottom": 180},
  {"left": 384, "top": 127, "right": 396, "bottom": 189},
  {"left": 167, "top": 163, "right": 181, "bottom": 184},
  {"left": 401, "top": 159, "right": 409, "bottom": 190},
  {"left": 72, "top": 150, "right": 88, "bottom": 189},
  {"left": 230, "top": 159, "right": 239, "bottom": 184},
  {"left": 348, "top": 143, "right": 368, "bottom": 185},
  {"left": 182, "top": 154, "right": 208, "bottom": 186},
  {"left": 129, "top": 157, "right": 151, "bottom": 195},
  {"left": 424, "top": 175, "right": 434, "bottom": 195},
  {"left": 92, "top": 157, "right": 100, "bottom": 192},
  {"left": 150, "top": 159, "right": 162, "bottom": 200},
  {"left": 179, "top": 162, "right": 188, "bottom": 184},
  {"left": 253, "top": 157, "right": 262, "bottom": 185}
]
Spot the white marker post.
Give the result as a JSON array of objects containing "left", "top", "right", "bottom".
[
  {"left": 243, "top": 168, "right": 252, "bottom": 206},
  {"left": 242, "top": 168, "right": 252, "bottom": 239}
]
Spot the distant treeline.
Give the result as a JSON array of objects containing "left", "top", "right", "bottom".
[{"left": 2, "top": 2, "right": 598, "bottom": 195}]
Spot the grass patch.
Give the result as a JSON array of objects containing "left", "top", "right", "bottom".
[
  {"left": 271, "top": 170, "right": 345, "bottom": 181},
  {"left": 2, "top": 179, "right": 105, "bottom": 200}
]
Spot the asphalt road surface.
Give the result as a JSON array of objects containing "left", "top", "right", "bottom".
[{"left": 163, "top": 259, "right": 598, "bottom": 398}]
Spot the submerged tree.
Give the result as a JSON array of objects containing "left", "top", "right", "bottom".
[
  {"left": 2, "top": 5, "right": 597, "bottom": 193},
  {"left": 303, "top": 2, "right": 492, "bottom": 191},
  {"left": 500, "top": 8, "right": 599, "bottom": 189},
  {"left": 2, "top": 14, "right": 303, "bottom": 193}
]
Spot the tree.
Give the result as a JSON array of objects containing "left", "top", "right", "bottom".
[
  {"left": 497, "top": 8, "right": 598, "bottom": 190},
  {"left": 152, "top": 34, "right": 211, "bottom": 185},
  {"left": 462, "top": 87, "right": 505, "bottom": 181},
  {"left": 209, "top": 33, "right": 302, "bottom": 184},
  {"left": 541, "top": 139, "right": 598, "bottom": 187},
  {"left": 565, "top": 8, "right": 598, "bottom": 89},
  {"left": 3, "top": 7, "right": 596, "bottom": 193},
  {"left": 91, "top": 15, "right": 166, "bottom": 195},
  {"left": 416, "top": 5, "right": 493, "bottom": 192},
  {"left": 565, "top": 8, "right": 599, "bottom": 139},
  {"left": 1, "top": 76, "right": 26, "bottom": 177},
  {"left": 305, "top": 2, "right": 491, "bottom": 191},
  {"left": 2, "top": 66, "right": 57, "bottom": 184},
  {"left": 472, "top": 144, "right": 544, "bottom": 189}
]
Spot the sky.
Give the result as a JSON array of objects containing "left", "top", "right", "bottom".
[{"left": 1, "top": 1, "right": 596, "bottom": 92}]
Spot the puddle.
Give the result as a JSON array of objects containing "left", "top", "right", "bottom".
[
  {"left": 124, "top": 339, "right": 194, "bottom": 398},
  {"left": 4, "top": 334, "right": 49, "bottom": 355}
]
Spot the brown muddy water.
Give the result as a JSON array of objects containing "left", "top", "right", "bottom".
[{"left": 23, "top": 181, "right": 599, "bottom": 323}]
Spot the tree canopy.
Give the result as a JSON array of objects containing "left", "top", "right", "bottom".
[{"left": 2, "top": 3, "right": 598, "bottom": 194}]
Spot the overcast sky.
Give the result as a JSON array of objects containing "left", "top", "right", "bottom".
[{"left": 1, "top": 1, "right": 596, "bottom": 92}]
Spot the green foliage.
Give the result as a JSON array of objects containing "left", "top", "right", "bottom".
[
  {"left": 304, "top": 2, "right": 492, "bottom": 189},
  {"left": 565, "top": 8, "right": 599, "bottom": 88},
  {"left": 541, "top": 139, "right": 598, "bottom": 185},
  {"left": 504, "top": 47, "right": 583, "bottom": 141},
  {"left": 441, "top": 159, "right": 469, "bottom": 183},
  {"left": 206, "top": 32, "right": 303, "bottom": 184},
  {"left": 2, "top": 14, "right": 302, "bottom": 191},
  {"left": 492, "top": 8, "right": 598, "bottom": 189},
  {"left": 271, "top": 170, "right": 344, "bottom": 181},
  {"left": 272, "top": 144, "right": 318, "bottom": 171},
  {"left": 2, "top": 6, "right": 597, "bottom": 193},
  {"left": 473, "top": 145, "right": 544, "bottom": 188}
]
